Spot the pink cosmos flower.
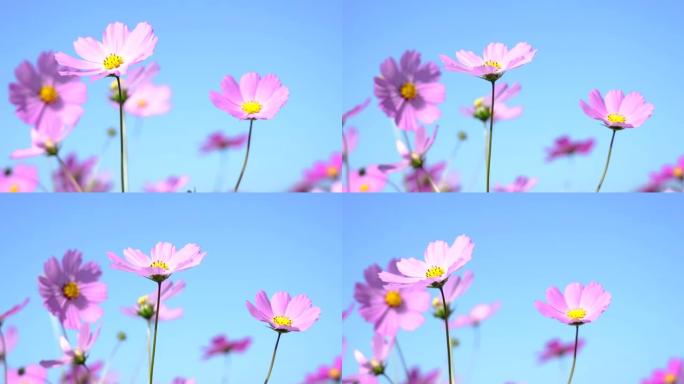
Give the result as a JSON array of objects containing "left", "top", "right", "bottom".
[
  {"left": 450, "top": 301, "right": 501, "bottom": 328},
  {"left": 55, "top": 22, "right": 158, "bottom": 78},
  {"left": 493, "top": 176, "right": 537, "bottom": 193},
  {"left": 433, "top": 271, "right": 474, "bottom": 317},
  {"left": 538, "top": 338, "right": 585, "bottom": 364},
  {"left": 392, "top": 126, "right": 438, "bottom": 171},
  {"left": 122, "top": 280, "right": 186, "bottom": 321},
  {"left": 331, "top": 166, "right": 387, "bottom": 193},
  {"left": 0, "top": 299, "right": 29, "bottom": 323},
  {"left": 353, "top": 333, "right": 394, "bottom": 379},
  {"left": 0, "top": 326, "right": 18, "bottom": 357},
  {"left": 639, "top": 156, "right": 684, "bottom": 192},
  {"left": 405, "top": 367, "right": 440, "bottom": 384},
  {"left": 125, "top": 83, "right": 171, "bottom": 117},
  {"left": 0, "top": 165, "right": 39, "bottom": 193},
  {"left": 378, "top": 235, "right": 474, "bottom": 289},
  {"left": 246, "top": 291, "right": 320, "bottom": 333},
  {"left": 199, "top": 132, "right": 248, "bottom": 154},
  {"left": 7, "top": 365, "right": 46, "bottom": 384},
  {"left": 9, "top": 51, "right": 86, "bottom": 131},
  {"left": 11, "top": 118, "right": 73, "bottom": 159},
  {"left": 374, "top": 50, "right": 445, "bottom": 131},
  {"left": 545, "top": 136, "right": 595, "bottom": 162},
  {"left": 144, "top": 175, "right": 189, "bottom": 193},
  {"left": 343, "top": 98, "right": 371, "bottom": 126},
  {"left": 64, "top": 360, "right": 115, "bottom": 384},
  {"left": 579, "top": 89, "right": 654, "bottom": 130},
  {"left": 535, "top": 282, "right": 611, "bottom": 325},
  {"left": 209, "top": 73, "right": 289, "bottom": 120},
  {"left": 461, "top": 82, "right": 523, "bottom": 122},
  {"left": 41, "top": 323, "right": 100, "bottom": 368},
  {"left": 202, "top": 335, "right": 252, "bottom": 360},
  {"left": 440, "top": 42, "right": 537, "bottom": 82},
  {"left": 641, "top": 358, "right": 683, "bottom": 384},
  {"left": 38, "top": 250, "right": 107, "bottom": 329},
  {"left": 52, "top": 153, "right": 112, "bottom": 192},
  {"left": 171, "top": 378, "right": 196, "bottom": 384},
  {"left": 303, "top": 355, "right": 342, "bottom": 383},
  {"left": 303, "top": 152, "right": 344, "bottom": 185},
  {"left": 404, "top": 162, "right": 447, "bottom": 193},
  {"left": 354, "top": 259, "right": 430, "bottom": 337},
  {"left": 108, "top": 242, "right": 206, "bottom": 282}
]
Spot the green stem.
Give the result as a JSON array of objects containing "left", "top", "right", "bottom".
[
  {"left": 596, "top": 129, "right": 617, "bottom": 192},
  {"left": 485, "top": 80, "right": 496, "bottom": 193},
  {"left": 115, "top": 76, "right": 128, "bottom": 193},
  {"left": 263, "top": 332, "right": 282, "bottom": 384},
  {"left": 234, "top": 119, "right": 254, "bottom": 192},
  {"left": 148, "top": 281, "right": 162, "bottom": 384},
  {"left": 566, "top": 325, "right": 580, "bottom": 384},
  {"left": 55, "top": 154, "right": 83, "bottom": 192},
  {"left": 1, "top": 325, "right": 7, "bottom": 384},
  {"left": 394, "top": 337, "right": 410, "bottom": 380},
  {"left": 439, "top": 286, "right": 454, "bottom": 384}
]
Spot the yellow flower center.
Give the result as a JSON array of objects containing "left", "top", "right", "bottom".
[
  {"left": 673, "top": 166, "right": 683, "bottom": 179},
  {"left": 39, "top": 85, "right": 59, "bottom": 104},
  {"left": 326, "top": 166, "right": 339, "bottom": 178},
  {"left": 241, "top": 100, "right": 262, "bottom": 115},
  {"left": 103, "top": 54, "right": 124, "bottom": 70},
  {"left": 606, "top": 113, "right": 626, "bottom": 124},
  {"left": 328, "top": 368, "right": 341, "bottom": 379},
  {"left": 473, "top": 97, "right": 485, "bottom": 107},
  {"left": 62, "top": 282, "right": 80, "bottom": 300},
  {"left": 384, "top": 290, "right": 402, "bottom": 308},
  {"left": 425, "top": 266, "right": 445, "bottom": 279},
  {"left": 137, "top": 295, "right": 149, "bottom": 306},
  {"left": 136, "top": 99, "right": 148, "bottom": 109},
  {"left": 370, "top": 359, "right": 381, "bottom": 368},
  {"left": 272, "top": 315, "right": 292, "bottom": 327},
  {"left": 566, "top": 308, "right": 587, "bottom": 322},
  {"left": 8, "top": 184, "right": 20, "bottom": 193},
  {"left": 484, "top": 60, "right": 501, "bottom": 70},
  {"left": 400, "top": 82, "right": 418, "bottom": 100},
  {"left": 665, "top": 373, "right": 677, "bottom": 384},
  {"left": 150, "top": 260, "right": 169, "bottom": 270},
  {"left": 432, "top": 297, "right": 443, "bottom": 308},
  {"left": 359, "top": 183, "right": 370, "bottom": 192}
]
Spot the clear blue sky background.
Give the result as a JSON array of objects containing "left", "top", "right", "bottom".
[
  {"left": 0, "top": 0, "right": 341, "bottom": 192},
  {"left": 0, "top": 195, "right": 342, "bottom": 383},
  {"left": 343, "top": 0, "right": 684, "bottom": 192},
  {"left": 343, "top": 195, "right": 683, "bottom": 383}
]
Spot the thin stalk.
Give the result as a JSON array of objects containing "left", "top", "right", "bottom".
[
  {"left": 596, "top": 129, "right": 617, "bottom": 192},
  {"left": 55, "top": 154, "right": 83, "bottom": 192},
  {"left": 263, "top": 332, "right": 282, "bottom": 384},
  {"left": 234, "top": 119, "right": 254, "bottom": 192},
  {"left": 214, "top": 151, "right": 228, "bottom": 192},
  {"left": 394, "top": 338, "right": 410, "bottom": 380},
  {"left": 342, "top": 128, "right": 351, "bottom": 192},
  {"left": 98, "top": 339, "right": 122, "bottom": 384},
  {"left": 115, "top": 76, "right": 128, "bottom": 193},
  {"left": 485, "top": 80, "right": 496, "bottom": 193},
  {"left": 222, "top": 354, "right": 231, "bottom": 384},
  {"left": 146, "top": 321, "right": 152, "bottom": 371},
  {"left": 148, "top": 281, "right": 162, "bottom": 384},
  {"left": 1, "top": 325, "right": 7, "bottom": 384},
  {"left": 439, "top": 286, "right": 454, "bottom": 384},
  {"left": 381, "top": 373, "right": 396, "bottom": 384},
  {"left": 566, "top": 325, "right": 580, "bottom": 384}
]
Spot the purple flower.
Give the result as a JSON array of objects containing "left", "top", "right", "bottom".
[
  {"left": 52, "top": 153, "right": 112, "bottom": 192},
  {"left": 545, "top": 136, "right": 595, "bottom": 162},
  {"left": 331, "top": 166, "right": 387, "bottom": 193},
  {"left": 246, "top": 290, "right": 320, "bottom": 333},
  {"left": 9, "top": 51, "right": 86, "bottom": 131},
  {"left": 450, "top": 301, "right": 501, "bottom": 328},
  {"left": 108, "top": 242, "right": 205, "bottom": 282},
  {"left": 580, "top": 89, "right": 654, "bottom": 129},
  {"left": 144, "top": 176, "right": 189, "bottom": 193},
  {"left": 0, "top": 165, "right": 39, "bottom": 193},
  {"left": 122, "top": 280, "right": 186, "bottom": 321},
  {"left": 493, "top": 176, "right": 537, "bottom": 192},
  {"left": 11, "top": 118, "right": 73, "bottom": 159},
  {"left": 38, "top": 250, "right": 107, "bottom": 329},
  {"left": 40, "top": 324, "right": 100, "bottom": 368},
  {"left": 374, "top": 51, "right": 445, "bottom": 131},
  {"left": 303, "top": 355, "right": 342, "bottom": 383},
  {"left": 7, "top": 365, "right": 46, "bottom": 384},
  {"left": 538, "top": 338, "right": 585, "bottom": 364},
  {"left": 461, "top": 82, "right": 522, "bottom": 122},
  {"left": 199, "top": 132, "right": 248, "bottom": 154},
  {"left": 404, "top": 367, "right": 440, "bottom": 384},
  {"left": 353, "top": 333, "right": 394, "bottom": 378},
  {"left": 210, "top": 73, "right": 289, "bottom": 120},
  {"left": 440, "top": 42, "right": 537, "bottom": 82},
  {"left": 202, "top": 335, "right": 252, "bottom": 360}
]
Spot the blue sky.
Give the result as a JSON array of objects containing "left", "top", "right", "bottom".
[
  {"left": 0, "top": 0, "right": 341, "bottom": 192},
  {"left": 0, "top": 195, "right": 342, "bottom": 383},
  {"left": 343, "top": 194, "right": 684, "bottom": 383},
  {"left": 343, "top": 0, "right": 684, "bottom": 192}
]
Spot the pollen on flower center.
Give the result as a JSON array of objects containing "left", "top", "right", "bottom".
[
  {"left": 606, "top": 113, "right": 626, "bottom": 124},
  {"left": 137, "top": 295, "right": 149, "bottom": 306},
  {"left": 328, "top": 368, "right": 341, "bottom": 379},
  {"left": 664, "top": 373, "right": 677, "bottom": 384},
  {"left": 400, "top": 82, "right": 418, "bottom": 100},
  {"left": 241, "top": 100, "right": 262, "bottom": 115},
  {"left": 484, "top": 60, "right": 502, "bottom": 70},
  {"left": 326, "top": 166, "right": 339, "bottom": 178},
  {"left": 103, "top": 54, "right": 124, "bottom": 70},
  {"left": 384, "top": 290, "right": 402, "bottom": 308},
  {"left": 566, "top": 308, "right": 587, "bottom": 321},
  {"left": 39, "top": 85, "right": 59, "bottom": 104},
  {"left": 272, "top": 315, "right": 292, "bottom": 327},
  {"left": 136, "top": 99, "right": 148, "bottom": 109},
  {"left": 359, "top": 183, "right": 370, "bottom": 192},
  {"left": 150, "top": 260, "right": 169, "bottom": 270},
  {"left": 62, "top": 281, "right": 80, "bottom": 300},
  {"left": 425, "top": 266, "right": 445, "bottom": 279},
  {"left": 673, "top": 166, "right": 683, "bottom": 179},
  {"left": 473, "top": 97, "right": 485, "bottom": 107},
  {"left": 8, "top": 184, "right": 20, "bottom": 193}
]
